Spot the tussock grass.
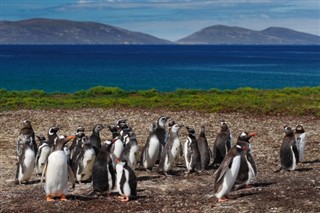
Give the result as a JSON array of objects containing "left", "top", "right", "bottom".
[{"left": 0, "top": 86, "right": 319, "bottom": 116}]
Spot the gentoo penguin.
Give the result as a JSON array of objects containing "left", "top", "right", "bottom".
[
  {"left": 15, "top": 134, "right": 36, "bottom": 184},
  {"left": 35, "top": 134, "right": 51, "bottom": 176},
  {"left": 92, "top": 141, "right": 116, "bottom": 195},
  {"left": 121, "top": 128, "right": 139, "bottom": 170},
  {"left": 155, "top": 116, "right": 170, "bottom": 162},
  {"left": 116, "top": 159, "right": 137, "bottom": 202},
  {"left": 295, "top": 124, "right": 307, "bottom": 162},
  {"left": 280, "top": 126, "right": 299, "bottom": 171},
  {"left": 212, "top": 121, "right": 232, "bottom": 168},
  {"left": 109, "top": 125, "right": 125, "bottom": 164},
  {"left": 235, "top": 132, "right": 257, "bottom": 188},
  {"left": 15, "top": 120, "right": 37, "bottom": 184},
  {"left": 47, "top": 126, "right": 60, "bottom": 151},
  {"left": 45, "top": 135, "right": 75, "bottom": 201},
  {"left": 197, "top": 125, "right": 211, "bottom": 170},
  {"left": 89, "top": 124, "right": 104, "bottom": 155},
  {"left": 158, "top": 123, "right": 183, "bottom": 175},
  {"left": 75, "top": 136, "right": 96, "bottom": 183},
  {"left": 184, "top": 126, "right": 201, "bottom": 173},
  {"left": 140, "top": 122, "right": 159, "bottom": 171},
  {"left": 214, "top": 143, "right": 249, "bottom": 202}
]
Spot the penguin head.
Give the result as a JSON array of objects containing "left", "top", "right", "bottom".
[
  {"left": 116, "top": 119, "right": 129, "bottom": 130},
  {"left": 93, "top": 124, "right": 104, "bottom": 133},
  {"left": 48, "top": 126, "right": 59, "bottom": 136},
  {"left": 76, "top": 126, "right": 85, "bottom": 137},
  {"left": 220, "top": 121, "right": 229, "bottom": 131},
  {"left": 36, "top": 134, "right": 46, "bottom": 143},
  {"left": 186, "top": 126, "right": 196, "bottom": 137},
  {"left": 238, "top": 131, "right": 256, "bottom": 142},
  {"left": 101, "top": 140, "right": 113, "bottom": 150},
  {"left": 295, "top": 124, "right": 305, "bottom": 133},
  {"left": 108, "top": 125, "right": 120, "bottom": 139},
  {"left": 22, "top": 120, "right": 32, "bottom": 129},
  {"left": 157, "top": 116, "right": 170, "bottom": 128},
  {"left": 149, "top": 122, "right": 157, "bottom": 132},
  {"left": 171, "top": 123, "right": 183, "bottom": 134},
  {"left": 82, "top": 136, "right": 91, "bottom": 145},
  {"left": 168, "top": 120, "right": 176, "bottom": 131},
  {"left": 54, "top": 135, "right": 76, "bottom": 151},
  {"left": 284, "top": 126, "right": 294, "bottom": 136}
]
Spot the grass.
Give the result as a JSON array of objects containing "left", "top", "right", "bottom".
[{"left": 0, "top": 86, "right": 319, "bottom": 116}]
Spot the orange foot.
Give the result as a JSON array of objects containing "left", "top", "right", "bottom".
[
  {"left": 218, "top": 196, "right": 229, "bottom": 202},
  {"left": 46, "top": 195, "right": 54, "bottom": 202},
  {"left": 60, "top": 194, "right": 67, "bottom": 201},
  {"left": 119, "top": 196, "right": 129, "bottom": 202},
  {"left": 245, "top": 184, "right": 253, "bottom": 189}
]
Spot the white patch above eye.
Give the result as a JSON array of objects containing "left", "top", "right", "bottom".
[
  {"left": 240, "top": 132, "right": 247, "bottom": 137},
  {"left": 236, "top": 145, "right": 241, "bottom": 149}
]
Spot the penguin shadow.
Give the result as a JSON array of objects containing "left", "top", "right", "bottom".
[
  {"left": 232, "top": 191, "right": 259, "bottom": 200},
  {"left": 294, "top": 167, "right": 313, "bottom": 172},
  {"left": 137, "top": 175, "right": 162, "bottom": 182},
  {"left": 67, "top": 194, "right": 98, "bottom": 201},
  {"left": 250, "top": 182, "right": 276, "bottom": 188},
  {"left": 15, "top": 179, "right": 41, "bottom": 185},
  {"left": 301, "top": 159, "right": 320, "bottom": 164}
]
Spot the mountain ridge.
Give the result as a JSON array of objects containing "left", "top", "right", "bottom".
[{"left": 1, "top": 18, "right": 319, "bottom": 45}]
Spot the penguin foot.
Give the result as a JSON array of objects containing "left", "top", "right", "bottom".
[
  {"left": 46, "top": 195, "right": 54, "bottom": 202},
  {"left": 218, "top": 197, "right": 229, "bottom": 202},
  {"left": 60, "top": 194, "right": 67, "bottom": 201},
  {"left": 119, "top": 196, "right": 129, "bottom": 202},
  {"left": 245, "top": 184, "right": 253, "bottom": 189}
]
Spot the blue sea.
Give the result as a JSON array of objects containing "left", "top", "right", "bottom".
[{"left": 0, "top": 45, "right": 319, "bottom": 93}]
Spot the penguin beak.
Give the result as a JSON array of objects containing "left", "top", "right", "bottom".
[
  {"left": 249, "top": 132, "right": 256, "bottom": 137},
  {"left": 65, "top": 135, "right": 76, "bottom": 142}
]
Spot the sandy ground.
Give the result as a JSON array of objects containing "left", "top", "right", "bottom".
[{"left": 0, "top": 108, "right": 320, "bottom": 213}]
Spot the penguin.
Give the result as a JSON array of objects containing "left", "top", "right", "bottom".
[
  {"left": 140, "top": 122, "right": 159, "bottom": 171},
  {"left": 212, "top": 121, "right": 232, "bottom": 169},
  {"left": 184, "top": 126, "right": 201, "bottom": 173},
  {"left": 295, "top": 124, "right": 307, "bottom": 162},
  {"left": 155, "top": 116, "right": 170, "bottom": 162},
  {"left": 116, "top": 159, "right": 137, "bottom": 202},
  {"left": 69, "top": 126, "right": 85, "bottom": 161},
  {"left": 47, "top": 126, "right": 60, "bottom": 152},
  {"left": 35, "top": 134, "right": 51, "bottom": 176},
  {"left": 158, "top": 123, "right": 183, "bottom": 175},
  {"left": 109, "top": 125, "right": 125, "bottom": 164},
  {"left": 89, "top": 124, "right": 104, "bottom": 155},
  {"left": 235, "top": 132, "right": 257, "bottom": 188},
  {"left": 214, "top": 143, "right": 249, "bottom": 202},
  {"left": 92, "top": 141, "right": 116, "bottom": 195},
  {"left": 15, "top": 134, "right": 36, "bottom": 184},
  {"left": 45, "top": 135, "right": 75, "bottom": 201},
  {"left": 75, "top": 136, "right": 96, "bottom": 183},
  {"left": 280, "top": 126, "right": 299, "bottom": 171},
  {"left": 121, "top": 128, "right": 139, "bottom": 170},
  {"left": 197, "top": 125, "right": 211, "bottom": 170}
]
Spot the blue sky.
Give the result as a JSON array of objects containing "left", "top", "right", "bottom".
[{"left": 1, "top": 0, "right": 319, "bottom": 41}]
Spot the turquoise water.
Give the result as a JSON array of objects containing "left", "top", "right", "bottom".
[{"left": 0, "top": 45, "right": 319, "bottom": 93}]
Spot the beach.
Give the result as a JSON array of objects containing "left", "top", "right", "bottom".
[{"left": 1, "top": 108, "right": 320, "bottom": 212}]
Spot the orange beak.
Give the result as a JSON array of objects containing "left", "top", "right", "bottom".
[{"left": 249, "top": 132, "right": 256, "bottom": 137}]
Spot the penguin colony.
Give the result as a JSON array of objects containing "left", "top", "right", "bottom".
[{"left": 15, "top": 118, "right": 307, "bottom": 203}]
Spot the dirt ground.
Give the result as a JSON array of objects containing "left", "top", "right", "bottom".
[{"left": 0, "top": 109, "right": 319, "bottom": 213}]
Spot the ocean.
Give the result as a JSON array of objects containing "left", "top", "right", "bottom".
[{"left": 0, "top": 45, "right": 319, "bottom": 93}]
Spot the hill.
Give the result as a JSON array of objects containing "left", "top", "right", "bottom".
[
  {"left": 177, "top": 25, "right": 320, "bottom": 45},
  {"left": 0, "top": 18, "right": 171, "bottom": 45}
]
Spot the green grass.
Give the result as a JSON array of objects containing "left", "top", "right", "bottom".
[{"left": 0, "top": 86, "right": 319, "bottom": 116}]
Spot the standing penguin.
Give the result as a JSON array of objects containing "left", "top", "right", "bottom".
[
  {"left": 45, "top": 135, "right": 75, "bottom": 201},
  {"left": 92, "top": 141, "right": 116, "bottom": 195},
  {"left": 116, "top": 160, "right": 137, "bottom": 202},
  {"left": 235, "top": 132, "right": 257, "bottom": 188},
  {"left": 212, "top": 121, "right": 232, "bottom": 168},
  {"left": 15, "top": 120, "right": 37, "bottom": 184},
  {"left": 35, "top": 134, "right": 51, "bottom": 176},
  {"left": 155, "top": 116, "right": 170, "bottom": 162},
  {"left": 295, "top": 124, "right": 307, "bottom": 162},
  {"left": 214, "top": 143, "right": 249, "bottom": 202},
  {"left": 75, "top": 136, "right": 96, "bottom": 183},
  {"left": 109, "top": 125, "right": 124, "bottom": 164},
  {"left": 15, "top": 135, "right": 36, "bottom": 184},
  {"left": 197, "top": 125, "right": 211, "bottom": 170},
  {"left": 184, "top": 126, "right": 201, "bottom": 173},
  {"left": 158, "top": 123, "right": 183, "bottom": 175},
  {"left": 280, "top": 126, "right": 299, "bottom": 171},
  {"left": 89, "top": 124, "right": 104, "bottom": 155},
  {"left": 69, "top": 126, "right": 85, "bottom": 161},
  {"left": 121, "top": 129, "right": 139, "bottom": 170},
  {"left": 140, "top": 122, "right": 159, "bottom": 171}
]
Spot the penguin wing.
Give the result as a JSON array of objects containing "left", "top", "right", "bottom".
[
  {"left": 128, "top": 167, "right": 137, "bottom": 196},
  {"left": 247, "top": 152, "right": 257, "bottom": 175},
  {"left": 119, "top": 169, "right": 126, "bottom": 194},
  {"left": 292, "top": 144, "right": 300, "bottom": 163},
  {"left": 215, "top": 157, "right": 234, "bottom": 183}
]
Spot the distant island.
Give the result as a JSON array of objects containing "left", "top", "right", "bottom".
[{"left": 1, "top": 18, "right": 319, "bottom": 45}]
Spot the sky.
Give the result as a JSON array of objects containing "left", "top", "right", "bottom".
[{"left": 1, "top": 0, "right": 319, "bottom": 41}]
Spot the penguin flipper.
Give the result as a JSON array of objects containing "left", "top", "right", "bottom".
[
  {"left": 215, "top": 158, "right": 233, "bottom": 183},
  {"left": 41, "top": 161, "right": 48, "bottom": 184},
  {"left": 247, "top": 153, "right": 257, "bottom": 175},
  {"left": 292, "top": 145, "right": 300, "bottom": 163}
]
